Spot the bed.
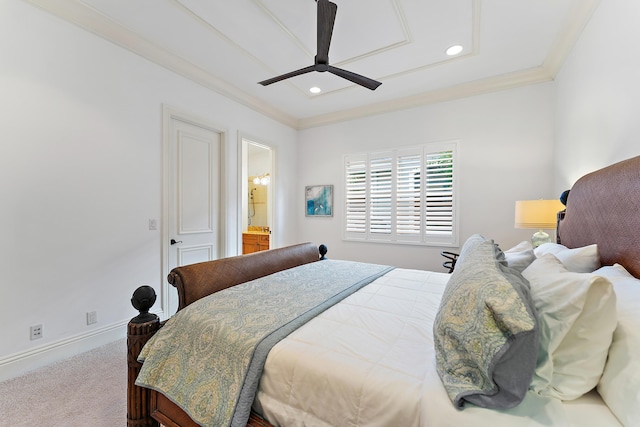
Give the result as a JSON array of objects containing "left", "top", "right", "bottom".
[{"left": 127, "top": 155, "right": 640, "bottom": 427}]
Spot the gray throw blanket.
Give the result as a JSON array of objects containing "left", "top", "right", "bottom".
[{"left": 136, "top": 259, "right": 393, "bottom": 427}]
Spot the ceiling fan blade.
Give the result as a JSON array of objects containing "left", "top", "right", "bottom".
[
  {"left": 258, "top": 0, "right": 379, "bottom": 91},
  {"left": 258, "top": 65, "right": 316, "bottom": 86},
  {"left": 327, "top": 66, "right": 382, "bottom": 91},
  {"left": 316, "top": 0, "right": 337, "bottom": 65}
]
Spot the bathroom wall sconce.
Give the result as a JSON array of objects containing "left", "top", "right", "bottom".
[{"left": 253, "top": 173, "right": 270, "bottom": 185}]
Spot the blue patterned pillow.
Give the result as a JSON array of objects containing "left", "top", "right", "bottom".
[{"left": 433, "top": 234, "right": 539, "bottom": 409}]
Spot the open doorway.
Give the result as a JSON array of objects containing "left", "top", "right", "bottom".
[{"left": 240, "top": 137, "right": 274, "bottom": 254}]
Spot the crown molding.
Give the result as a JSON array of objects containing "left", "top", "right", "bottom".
[
  {"left": 298, "top": 0, "right": 601, "bottom": 129},
  {"left": 22, "top": 0, "right": 600, "bottom": 131},
  {"left": 297, "top": 67, "right": 554, "bottom": 129},
  {"left": 543, "top": 0, "right": 601, "bottom": 77},
  {"left": 23, "top": 0, "right": 299, "bottom": 129}
]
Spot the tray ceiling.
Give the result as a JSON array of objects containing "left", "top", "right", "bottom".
[{"left": 25, "top": 0, "right": 600, "bottom": 128}]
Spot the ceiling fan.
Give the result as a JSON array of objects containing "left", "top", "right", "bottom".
[{"left": 258, "top": 0, "right": 382, "bottom": 91}]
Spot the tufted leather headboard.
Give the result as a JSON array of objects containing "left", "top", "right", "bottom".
[
  {"left": 558, "top": 156, "right": 640, "bottom": 278},
  {"left": 167, "top": 242, "right": 321, "bottom": 312}
]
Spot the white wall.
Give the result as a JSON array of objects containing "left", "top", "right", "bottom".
[
  {"left": 297, "top": 83, "right": 556, "bottom": 271},
  {"left": 554, "top": 0, "right": 640, "bottom": 190},
  {"left": 0, "top": 1, "right": 298, "bottom": 378}
]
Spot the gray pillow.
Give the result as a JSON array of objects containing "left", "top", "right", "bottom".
[
  {"left": 501, "top": 241, "right": 536, "bottom": 273},
  {"left": 433, "top": 234, "right": 539, "bottom": 409}
]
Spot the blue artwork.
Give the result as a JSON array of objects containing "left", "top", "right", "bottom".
[{"left": 305, "top": 185, "right": 333, "bottom": 217}]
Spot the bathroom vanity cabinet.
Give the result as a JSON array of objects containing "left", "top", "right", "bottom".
[{"left": 242, "top": 232, "right": 270, "bottom": 254}]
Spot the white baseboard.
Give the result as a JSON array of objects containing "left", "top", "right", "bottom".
[{"left": 0, "top": 319, "right": 129, "bottom": 382}]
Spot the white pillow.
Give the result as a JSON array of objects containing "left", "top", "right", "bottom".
[
  {"left": 534, "top": 243, "right": 600, "bottom": 273},
  {"left": 521, "top": 254, "right": 616, "bottom": 400},
  {"left": 502, "top": 241, "right": 536, "bottom": 272},
  {"left": 594, "top": 264, "right": 640, "bottom": 427}
]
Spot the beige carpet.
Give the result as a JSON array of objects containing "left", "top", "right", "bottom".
[{"left": 0, "top": 339, "right": 126, "bottom": 427}]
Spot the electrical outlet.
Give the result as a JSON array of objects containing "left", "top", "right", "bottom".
[
  {"left": 87, "top": 311, "right": 98, "bottom": 325},
  {"left": 30, "top": 324, "right": 43, "bottom": 340}
]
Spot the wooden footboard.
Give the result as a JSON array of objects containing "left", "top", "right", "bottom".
[
  {"left": 127, "top": 243, "right": 323, "bottom": 427},
  {"left": 149, "top": 391, "right": 273, "bottom": 427}
]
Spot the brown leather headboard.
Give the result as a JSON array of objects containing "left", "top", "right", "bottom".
[
  {"left": 558, "top": 156, "right": 640, "bottom": 278},
  {"left": 167, "top": 242, "right": 321, "bottom": 311}
]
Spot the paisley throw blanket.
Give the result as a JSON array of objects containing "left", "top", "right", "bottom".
[{"left": 136, "top": 259, "right": 393, "bottom": 427}]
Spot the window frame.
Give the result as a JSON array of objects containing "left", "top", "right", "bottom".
[{"left": 343, "top": 140, "right": 458, "bottom": 247}]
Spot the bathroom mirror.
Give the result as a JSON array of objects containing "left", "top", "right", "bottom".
[{"left": 240, "top": 137, "right": 273, "bottom": 254}]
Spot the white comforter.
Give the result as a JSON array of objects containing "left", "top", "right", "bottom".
[{"left": 253, "top": 268, "right": 621, "bottom": 427}]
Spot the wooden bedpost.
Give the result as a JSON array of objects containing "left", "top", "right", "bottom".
[
  {"left": 127, "top": 286, "right": 161, "bottom": 427},
  {"left": 319, "top": 244, "right": 328, "bottom": 260}
]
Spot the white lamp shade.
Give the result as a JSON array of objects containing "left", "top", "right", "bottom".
[{"left": 514, "top": 199, "right": 565, "bottom": 229}]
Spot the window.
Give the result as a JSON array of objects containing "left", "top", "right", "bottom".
[{"left": 344, "top": 141, "right": 457, "bottom": 246}]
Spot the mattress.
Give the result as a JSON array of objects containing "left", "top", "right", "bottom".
[{"left": 253, "top": 268, "right": 621, "bottom": 427}]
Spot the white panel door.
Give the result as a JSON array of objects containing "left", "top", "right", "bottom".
[{"left": 166, "top": 116, "right": 222, "bottom": 315}]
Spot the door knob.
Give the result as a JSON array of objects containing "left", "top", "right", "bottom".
[{"left": 170, "top": 239, "right": 183, "bottom": 245}]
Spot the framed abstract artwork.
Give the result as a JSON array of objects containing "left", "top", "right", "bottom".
[{"left": 305, "top": 185, "right": 333, "bottom": 217}]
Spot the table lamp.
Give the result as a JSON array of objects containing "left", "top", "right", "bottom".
[{"left": 514, "top": 199, "right": 565, "bottom": 248}]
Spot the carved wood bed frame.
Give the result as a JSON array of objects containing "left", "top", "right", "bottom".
[
  {"left": 127, "top": 242, "right": 323, "bottom": 427},
  {"left": 126, "top": 156, "right": 640, "bottom": 427}
]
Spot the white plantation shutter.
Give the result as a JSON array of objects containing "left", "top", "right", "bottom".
[
  {"left": 369, "top": 154, "right": 392, "bottom": 235},
  {"left": 345, "top": 155, "right": 367, "bottom": 234},
  {"left": 425, "top": 151, "right": 454, "bottom": 239},
  {"left": 344, "top": 141, "right": 457, "bottom": 246},
  {"left": 396, "top": 149, "right": 422, "bottom": 240}
]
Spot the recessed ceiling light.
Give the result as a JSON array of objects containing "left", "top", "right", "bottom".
[
  {"left": 310, "top": 87, "right": 321, "bottom": 94},
  {"left": 446, "top": 45, "right": 463, "bottom": 56}
]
